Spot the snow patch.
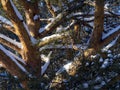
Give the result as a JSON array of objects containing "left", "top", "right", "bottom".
[
  {"left": 101, "top": 59, "right": 109, "bottom": 69},
  {"left": 52, "top": 5, "right": 60, "bottom": 12},
  {"left": 33, "top": 15, "right": 40, "bottom": 20},
  {"left": 99, "top": 57, "right": 103, "bottom": 62},
  {"left": 83, "top": 83, "right": 89, "bottom": 88},
  {"left": 63, "top": 62, "right": 72, "bottom": 72},
  {"left": 56, "top": 62, "right": 72, "bottom": 75},
  {"left": 39, "top": 27, "right": 45, "bottom": 33}
]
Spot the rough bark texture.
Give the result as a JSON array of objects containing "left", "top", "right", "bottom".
[{"left": 19, "top": 0, "right": 40, "bottom": 38}]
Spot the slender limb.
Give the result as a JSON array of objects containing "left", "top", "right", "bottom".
[
  {"left": 0, "top": 20, "right": 16, "bottom": 34},
  {"left": 0, "top": 33, "right": 22, "bottom": 53},
  {"left": 45, "top": 0, "right": 56, "bottom": 17}
]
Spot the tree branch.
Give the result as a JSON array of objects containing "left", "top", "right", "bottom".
[
  {"left": 0, "top": 0, "right": 31, "bottom": 47},
  {"left": 39, "top": 2, "right": 85, "bottom": 38},
  {"left": 37, "top": 32, "right": 69, "bottom": 47},
  {"left": 101, "top": 25, "right": 120, "bottom": 47},
  {"left": 45, "top": 0, "right": 56, "bottom": 17},
  {"left": 0, "top": 44, "right": 29, "bottom": 89},
  {"left": 41, "top": 51, "right": 52, "bottom": 76},
  {"left": 0, "top": 20, "right": 15, "bottom": 34},
  {"left": 1, "top": 0, "right": 41, "bottom": 75},
  {"left": 0, "top": 33, "right": 22, "bottom": 53}
]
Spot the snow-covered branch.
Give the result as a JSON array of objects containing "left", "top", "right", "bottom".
[
  {"left": 0, "top": 15, "right": 13, "bottom": 26},
  {"left": 0, "top": 44, "right": 28, "bottom": 74},
  {"left": 0, "top": 20, "right": 15, "bottom": 33},
  {"left": 10, "top": 0, "right": 23, "bottom": 20},
  {"left": 43, "top": 13, "right": 65, "bottom": 31},
  {"left": 101, "top": 25, "right": 120, "bottom": 47},
  {"left": 39, "top": 44, "right": 87, "bottom": 51},
  {"left": 102, "top": 25, "right": 120, "bottom": 39},
  {"left": 41, "top": 51, "right": 52, "bottom": 76},
  {"left": 0, "top": 33, "right": 22, "bottom": 52},
  {"left": 7, "top": 50, "right": 26, "bottom": 65},
  {"left": 37, "top": 32, "right": 69, "bottom": 47}
]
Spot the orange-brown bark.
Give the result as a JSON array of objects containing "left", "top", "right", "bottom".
[
  {"left": 0, "top": 0, "right": 41, "bottom": 76},
  {"left": 45, "top": 0, "right": 56, "bottom": 17},
  {"left": 19, "top": 0, "right": 40, "bottom": 38}
]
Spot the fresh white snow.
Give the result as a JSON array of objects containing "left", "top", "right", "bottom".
[
  {"left": 63, "top": 62, "right": 72, "bottom": 72},
  {"left": 101, "top": 59, "right": 109, "bottom": 69},
  {"left": 0, "top": 33, "right": 22, "bottom": 49}
]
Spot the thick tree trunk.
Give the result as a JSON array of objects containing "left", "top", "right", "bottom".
[
  {"left": 1, "top": 0, "right": 41, "bottom": 76},
  {"left": 89, "top": 0, "right": 104, "bottom": 48}
]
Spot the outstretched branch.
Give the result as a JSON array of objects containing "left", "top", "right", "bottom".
[
  {"left": 0, "top": 33, "right": 22, "bottom": 53},
  {"left": 45, "top": 0, "right": 56, "bottom": 17},
  {"left": 101, "top": 25, "right": 120, "bottom": 47},
  {"left": 0, "top": 21, "right": 15, "bottom": 33},
  {"left": 37, "top": 32, "right": 69, "bottom": 47}
]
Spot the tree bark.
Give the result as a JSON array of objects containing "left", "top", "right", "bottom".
[
  {"left": 19, "top": 0, "right": 40, "bottom": 38},
  {"left": 0, "top": 0, "right": 41, "bottom": 77},
  {"left": 89, "top": 0, "right": 104, "bottom": 48}
]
